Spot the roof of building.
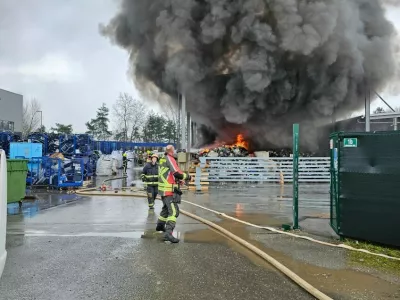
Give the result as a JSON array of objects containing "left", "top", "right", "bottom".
[{"left": 0, "top": 88, "right": 23, "bottom": 97}]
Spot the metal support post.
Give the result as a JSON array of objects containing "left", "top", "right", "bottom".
[
  {"left": 292, "top": 124, "right": 299, "bottom": 229},
  {"left": 190, "top": 121, "right": 194, "bottom": 147},
  {"left": 181, "top": 94, "right": 186, "bottom": 150},
  {"left": 177, "top": 94, "right": 181, "bottom": 146},
  {"left": 192, "top": 122, "right": 197, "bottom": 146},
  {"left": 187, "top": 112, "right": 191, "bottom": 151},
  {"left": 195, "top": 166, "right": 201, "bottom": 191},
  {"left": 365, "top": 89, "right": 371, "bottom": 132},
  {"left": 394, "top": 118, "right": 398, "bottom": 131}
]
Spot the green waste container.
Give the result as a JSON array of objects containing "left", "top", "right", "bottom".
[{"left": 6, "top": 159, "right": 28, "bottom": 203}]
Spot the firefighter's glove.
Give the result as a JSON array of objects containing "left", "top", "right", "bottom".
[
  {"left": 183, "top": 172, "right": 191, "bottom": 181},
  {"left": 173, "top": 187, "right": 182, "bottom": 203},
  {"left": 173, "top": 187, "right": 183, "bottom": 196}
]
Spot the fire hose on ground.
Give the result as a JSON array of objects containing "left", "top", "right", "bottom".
[
  {"left": 76, "top": 182, "right": 333, "bottom": 300},
  {"left": 76, "top": 186, "right": 331, "bottom": 299},
  {"left": 75, "top": 178, "right": 399, "bottom": 300},
  {"left": 76, "top": 185, "right": 400, "bottom": 262}
]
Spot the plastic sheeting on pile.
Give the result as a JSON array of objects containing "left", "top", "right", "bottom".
[
  {"left": 96, "top": 155, "right": 113, "bottom": 176},
  {"left": 126, "top": 151, "right": 135, "bottom": 169},
  {"left": 111, "top": 151, "right": 123, "bottom": 168},
  {"left": 111, "top": 159, "right": 118, "bottom": 174}
]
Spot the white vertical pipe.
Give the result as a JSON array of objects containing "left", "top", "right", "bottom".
[
  {"left": 186, "top": 112, "right": 191, "bottom": 151},
  {"left": 181, "top": 94, "right": 186, "bottom": 150}
]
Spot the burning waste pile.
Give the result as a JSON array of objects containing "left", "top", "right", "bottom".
[
  {"left": 198, "top": 134, "right": 249, "bottom": 157},
  {"left": 198, "top": 146, "right": 248, "bottom": 157},
  {"left": 196, "top": 134, "right": 316, "bottom": 157},
  {"left": 103, "top": 0, "right": 398, "bottom": 152}
]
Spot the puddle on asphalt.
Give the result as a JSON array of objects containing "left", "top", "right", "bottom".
[
  {"left": 7, "top": 201, "right": 39, "bottom": 218},
  {"left": 7, "top": 193, "right": 81, "bottom": 218},
  {"left": 191, "top": 218, "right": 400, "bottom": 299},
  {"left": 24, "top": 232, "right": 146, "bottom": 238},
  {"left": 226, "top": 212, "right": 288, "bottom": 227}
]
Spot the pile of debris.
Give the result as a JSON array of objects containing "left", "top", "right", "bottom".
[
  {"left": 195, "top": 147, "right": 317, "bottom": 158},
  {"left": 194, "top": 134, "right": 317, "bottom": 158},
  {"left": 268, "top": 149, "right": 316, "bottom": 157},
  {"left": 198, "top": 145, "right": 249, "bottom": 157}
]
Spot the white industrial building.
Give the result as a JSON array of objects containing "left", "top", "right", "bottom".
[{"left": 0, "top": 88, "right": 23, "bottom": 133}]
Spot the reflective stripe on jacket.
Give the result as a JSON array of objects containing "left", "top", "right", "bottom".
[
  {"left": 141, "top": 162, "right": 158, "bottom": 186},
  {"left": 158, "top": 154, "right": 187, "bottom": 196}
]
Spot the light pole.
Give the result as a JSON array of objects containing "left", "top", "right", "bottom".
[{"left": 36, "top": 111, "right": 42, "bottom": 133}]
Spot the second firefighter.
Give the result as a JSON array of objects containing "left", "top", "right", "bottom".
[{"left": 141, "top": 153, "right": 159, "bottom": 209}]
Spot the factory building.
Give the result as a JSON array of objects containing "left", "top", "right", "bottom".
[{"left": 0, "top": 88, "right": 23, "bottom": 134}]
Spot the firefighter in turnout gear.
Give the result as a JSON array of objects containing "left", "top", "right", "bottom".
[
  {"left": 156, "top": 145, "right": 191, "bottom": 243},
  {"left": 141, "top": 153, "right": 159, "bottom": 209},
  {"left": 122, "top": 151, "right": 128, "bottom": 175},
  {"left": 146, "top": 151, "right": 152, "bottom": 163}
]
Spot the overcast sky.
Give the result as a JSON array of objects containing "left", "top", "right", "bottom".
[{"left": 0, "top": 1, "right": 399, "bottom": 132}]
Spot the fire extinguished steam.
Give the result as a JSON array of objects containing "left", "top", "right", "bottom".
[{"left": 102, "top": 0, "right": 398, "bottom": 150}]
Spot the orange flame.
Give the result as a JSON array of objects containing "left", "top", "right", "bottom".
[
  {"left": 233, "top": 134, "right": 249, "bottom": 150},
  {"left": 199, "top": 134, "right": 249, "bottom": 152}
]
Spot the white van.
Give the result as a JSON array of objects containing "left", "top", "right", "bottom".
[{"left": 0, "top": 150, "right": 7, "bottom": 278}]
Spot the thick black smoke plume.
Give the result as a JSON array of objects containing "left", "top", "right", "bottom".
[{"left": 102, "top": 0, "right": 397, "bottom": 150}]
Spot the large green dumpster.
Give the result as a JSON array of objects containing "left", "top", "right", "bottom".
[
  {"left": 6, "top": 159, "right": 28, "bottom": 203},
  {"left": 330, "top": 131, "right": 400, "bottom": 247}
]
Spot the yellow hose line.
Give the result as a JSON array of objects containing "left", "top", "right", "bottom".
[{"left": 76, "top": 188, "right": 331, "bottom": 300}]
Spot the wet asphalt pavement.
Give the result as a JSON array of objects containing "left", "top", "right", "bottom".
[
  {"left": 185, "top": 182, "right": 337, "bottom": 238},
  {"left": 187, "top": 182, "right": 330, "bottom": 221},
  {"left": 2, "top": 170, "right": 400, "bottom": 299},
  {"left": 1, "top": 194, "right": 312, "bottom": 300}
]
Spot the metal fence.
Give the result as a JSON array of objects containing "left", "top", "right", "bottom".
[{"left": 195, "top": 157, "right": 330, "bottom": 187}]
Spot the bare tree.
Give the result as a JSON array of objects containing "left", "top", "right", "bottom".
[
  {"left": 113, "top": 93, "right": 147, "bottom": 142},
  {"left": 374, "top": 107, "right": 385, "bottom": 114},
  {"left": 129, "top": 99, "right": 147, "bottom": 142},
  {"left": 22, "top": 98, "right": 41, "bottom": 138},
  {"left": 113, "top": 93, "right": 132, "bottom": 142},
  {"left": 373, "top": 106, "right": 400, "bottom": 114}
]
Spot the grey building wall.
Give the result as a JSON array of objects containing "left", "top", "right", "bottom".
[{"left": 0, "top": 89, "right": 23, "bottom": 133}]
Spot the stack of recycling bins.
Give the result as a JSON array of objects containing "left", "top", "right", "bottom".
[{"left": 8, "top": 138, "right": 92, "bottom": 189}]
